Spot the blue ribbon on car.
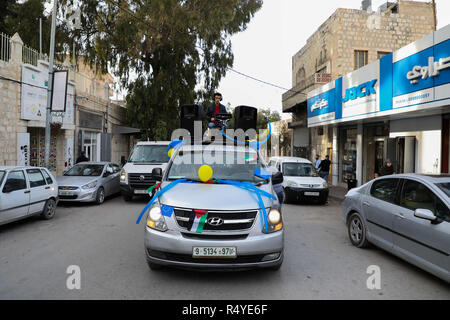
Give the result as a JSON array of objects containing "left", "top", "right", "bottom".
[{"left": 136, "top": 178, "right": 276, "bottom": 233}]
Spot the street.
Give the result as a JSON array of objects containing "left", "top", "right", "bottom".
[{"left": 0, "top": 195, "right": 449, "bottom": 300}]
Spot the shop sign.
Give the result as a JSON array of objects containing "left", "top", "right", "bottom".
[
  {"left": 310, "top": 99, "right": 328, "bottom": 112},
  {"left": 342, "top": 79, "right": 377, "bottom": 102},
  {"left": 406, "top": 56, "right": 450, "bottom": 84},
  {"left": 17, "top": 133, "right": 30, "bottom": 166}
]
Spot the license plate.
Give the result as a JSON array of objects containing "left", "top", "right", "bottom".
[
  {"left": 134, "top": 189, "right": 148, "bottom": 194},
  {"left": 304, "top": 192, "right": 320, "bottom": 196},
  {"left": 193, "top": 247, "right": 237, "bottom": 258},
  {"left": 59, "top": 191, "right": 73, "bottom": 196}
]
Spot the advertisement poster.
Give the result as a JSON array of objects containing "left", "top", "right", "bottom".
[{"left": 17, "top": 132, "right": 30, "bottom": 166}]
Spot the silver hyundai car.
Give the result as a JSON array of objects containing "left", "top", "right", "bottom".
[
  {"left": 57, "top": 162, "right": 121, "bottom": 204},
  {"left": 342, "top": 174, "right": 450, "bottom": 283},
  {"left": 143, "top": 144, "right": 284, "bottom": 271}
]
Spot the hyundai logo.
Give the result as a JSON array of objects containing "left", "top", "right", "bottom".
[
  {"left": 207, "top": 217, "right": 224, "bottom": 226},
  {"left": 139, "top": 175, "right": 145, "bottom": 181}
]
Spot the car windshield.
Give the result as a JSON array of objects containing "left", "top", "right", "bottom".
[
  {"left": 0, "top": 171, "right": 5, "bottom": 185},
  {"left": 436, "top": 182, "right": 450, "bottom": 198},
  {"left": 167, "top": 149, "right": 268, "bottom": 183},
  {"left": 129, "top": 145, "right": 168, "bottom": 163},
  {"left": 282, "top": 162, "right": 318, "bottom": 177},
  {"left": 64, "top": 164, "right": 104, "bottom": 176}
]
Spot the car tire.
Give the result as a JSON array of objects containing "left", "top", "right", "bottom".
[
  {"left": 147, "top": 260, "right": 163, "bottom": 271},
  {"left": 40, "top": 198, "right": 56, "bottom": 220},
  {"left": 347, "top": 212, "right": 369, "bottom": 248},
  {"left": 95, "top": 187, "right": 105, "bottom": 205}
]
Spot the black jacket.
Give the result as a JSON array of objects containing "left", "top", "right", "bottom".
[
  {"left": 76, "top": 155, "right": 89, "bottom": 164},
  {"left": 379, "top": 165, "right": 394, "bottom": 176},
  {"left": 206, "top": 103, "right": 227, "bottom": 120}
]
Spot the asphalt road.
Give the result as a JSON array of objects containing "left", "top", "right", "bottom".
[{"left": 0, "top": 194, "right": 449, "bottom": 300}]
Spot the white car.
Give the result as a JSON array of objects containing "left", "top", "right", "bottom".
[
  {"left": 120, "top": 141, "right": 171, "bottom": 201},
  {"left": 268, "top": 157, "right": 328, "bottom": 204},
  {"left": 0, "top": 166, "right": 58, "bottom": 226}
]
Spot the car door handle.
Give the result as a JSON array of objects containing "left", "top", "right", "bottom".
[
  {"left": 45, "top": 186, "right": 50, "bottom": 189},
  {"left": 396, "top": 213, "right": 405, "bottom": 219},
  {"left": 24, "top": 190, "right": 30, "bottom": 194},
  {"left": 363, "top": 201, "right": 371, "bottom": 207}
]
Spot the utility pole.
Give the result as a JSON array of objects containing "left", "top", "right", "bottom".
[
  {"left": 432, "top": 0, "right": 437, "bottom": 31},
  {"left": 39, "top": 18, "right": 42, "bottom": 57},
  {"left": 44, "top": 0, "right": 57, "bottom": 168}
]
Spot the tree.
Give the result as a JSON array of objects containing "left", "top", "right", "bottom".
[{"left": 68, "top": 0, "right": 262, "bottom": 140}]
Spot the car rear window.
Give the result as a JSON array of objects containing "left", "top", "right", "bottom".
[
  {"left": 27, "top": 169, "right": 47, "bottom": 188},
  {"left": 370, "top": 178, "right": 399, "bottom": 204}
]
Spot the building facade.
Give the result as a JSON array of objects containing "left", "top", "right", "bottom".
[
  {"left": 282, "top": 0, "right": 436, "bottom": 184},
  {"left": 307, "top": 23, "right": 450, "bottom": 187},
  {"left": 0, "top": 33, "right": 138, "bottom": 176}
]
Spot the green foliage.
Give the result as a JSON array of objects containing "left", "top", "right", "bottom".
[
  {"left": 72, "top": 0, "right": 262, "bottom": 140},
  {"left": 1, "top": 0, "right": 70, "bottom": 58}
]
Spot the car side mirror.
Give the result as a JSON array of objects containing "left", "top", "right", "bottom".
[
  {"left": 414, "top": 209, "right": 438, "bottom": 223},
  {"left": 152, "top": 168, "right": 163, "bottom": 181},
  {"left": 272, "top": 172, "right": 283, "bottom": 185}
]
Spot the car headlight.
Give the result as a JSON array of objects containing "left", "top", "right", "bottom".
[
  {"left": 120, "top": 169, "right": 126, "bottom": 182},
  {"left": 322, "top": 181, "right": 328, "bottom": 188},
  {"left": 146, "top": 206, "right": 168, "bottom": 232},
  {"left": 266, "top": 209, "right": 283, "bottom": 233},
  {"left": 82, "top": 181, "right": 97, "bottom": 189},
  {"left": 287, "top": 180, "right": 298, "bottom": 187}
]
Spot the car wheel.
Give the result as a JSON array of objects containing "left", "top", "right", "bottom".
[
  {"left": 147, "top": 260, "right": 163, "bottom": 271},
  {"left": 95, "top": 187, "right": 105, "bottom": 205},
  {"left": 347, "top": 212, "right": 369, "bottom": 248},
  {"left": 40, "top": 199, "right": 56, "bottom": 220}
]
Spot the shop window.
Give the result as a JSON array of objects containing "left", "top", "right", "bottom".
[
  {"left": 354, "top": 50, "right": 368, "bottom": 70},
  {"left": 341, "top": 128, "right": 357, "bottom": 183},
  {"left": 318, "top": 127, "right": 324, "bottom": 136}
]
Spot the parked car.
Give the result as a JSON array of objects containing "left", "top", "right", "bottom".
[
  {"left": 56, "top": 162, "right": 121, "bottom": 204},
  {"left": 144, "top": 144, "right": 284, "bottom": 271},
  {"left": 0, "top": 166, "right": 58, "bottom": 226},
  {"left": 269, "top": 157, "right": 328, "bottom": 204},
  {"left": 342, "top": 174, "right": 450, "bottom": 283},
  {"left": 120, "top": 141, "right": 171, "bottom": 201}
]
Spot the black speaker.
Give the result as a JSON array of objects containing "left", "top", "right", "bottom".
[
  {"left": 180, "top": 104, "right": 203, "bottom": 138},
  {"left": 234, "top": 105, "right": 257, "bottom": 131}
]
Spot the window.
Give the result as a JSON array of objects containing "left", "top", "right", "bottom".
[
  {"left": 27, "top": 169, "right": 46, "bottom": 188},
  {"left": 282, "top": 163, "right": 319, "bottom": 177},
  {"left": 41, "top": 169, "right": 53, "bottom": 185},
  {"left": 354, "top": 50, "right": 368, "bottom": 70},
  {"left": 3, "top": 171, "right": 27, "bottom": 192},
  {"left": 400, "top": 180, "right": 450, "bottom": 222},
  {"left": 377, "top": 51, "right": 390, "bottom": 60},
  {"left": 370, "top": 178, "right": 399, "bottom": 204}
]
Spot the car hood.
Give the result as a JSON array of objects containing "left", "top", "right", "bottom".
[
  {"left": 56, "top": 176, "right": 99, "bottom": 187},
  {"left": 123, "top": 163, "right": 168, "bottom": 174},
  {"left": 159, "top": 182, "right": 274, "bottom": 211},
  {"left": 282, "top": 176, "right": 325, "bottom": 186}
]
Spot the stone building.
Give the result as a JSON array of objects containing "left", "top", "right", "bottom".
[
  {"left": 0, "top": 33, "right": 138, "bottom": 176},
  {"left": 282, "top": 0, "right": 436, "bottom": 186}
]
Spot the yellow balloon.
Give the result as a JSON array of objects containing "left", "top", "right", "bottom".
[
  {"left": 198, "top": 165, "right": 213, "bottom": 182},
  {"left": 168, "top": 148, "right": 174, "bottom": 158}
]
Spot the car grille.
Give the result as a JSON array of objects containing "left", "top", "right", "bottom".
[
  {"left": 128, "top": 173, "right": 156, "bottom": 188},
  {"left": 174, "top": 208, "right": 258, "bottom": 232},
  {"left": 58, "top": 186, "right": 78, "bottom": 190},
  {"left": 299, "top": 184, "right": 322, "bottom": 188},
  {"left": 148, "top": 249, "right": 265, "bottom": 264},
  {"left": 59, "top": 195, "right": 78, "bottom": 200}
]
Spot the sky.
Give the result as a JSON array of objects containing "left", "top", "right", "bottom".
[{"left": 217, "top": 0, "right": 450, "bottom": 120}]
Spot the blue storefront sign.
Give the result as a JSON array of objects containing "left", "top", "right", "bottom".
[{"left": 307, "top": 24, "right": 450, "bottom": 127}]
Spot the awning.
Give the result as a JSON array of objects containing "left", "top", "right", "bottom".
[{"left": 112, "top": 124, "right": 141, "bottom": 135}]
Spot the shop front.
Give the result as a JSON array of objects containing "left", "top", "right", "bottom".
[{"left": 307, "top": 24, "right": 450, "bottom": 186}]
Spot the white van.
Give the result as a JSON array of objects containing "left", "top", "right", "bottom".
[
  {"left": 120, "top": 141, "right": 171, "bottom": 201},
  {"left": 268, "top": 157, "right": 328, "bottom": 204}
]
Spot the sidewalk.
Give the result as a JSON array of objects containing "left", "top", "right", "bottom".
[{"left": 328, "top": 185, "right": 348, "bottom": 202}]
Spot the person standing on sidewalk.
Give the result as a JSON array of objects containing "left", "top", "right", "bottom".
[
  {"left": 318, "top": 155, "right": 331, "bottom": 183},
  {"left": 314, "top": 154, "right": 321, "bottom": 173}
]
